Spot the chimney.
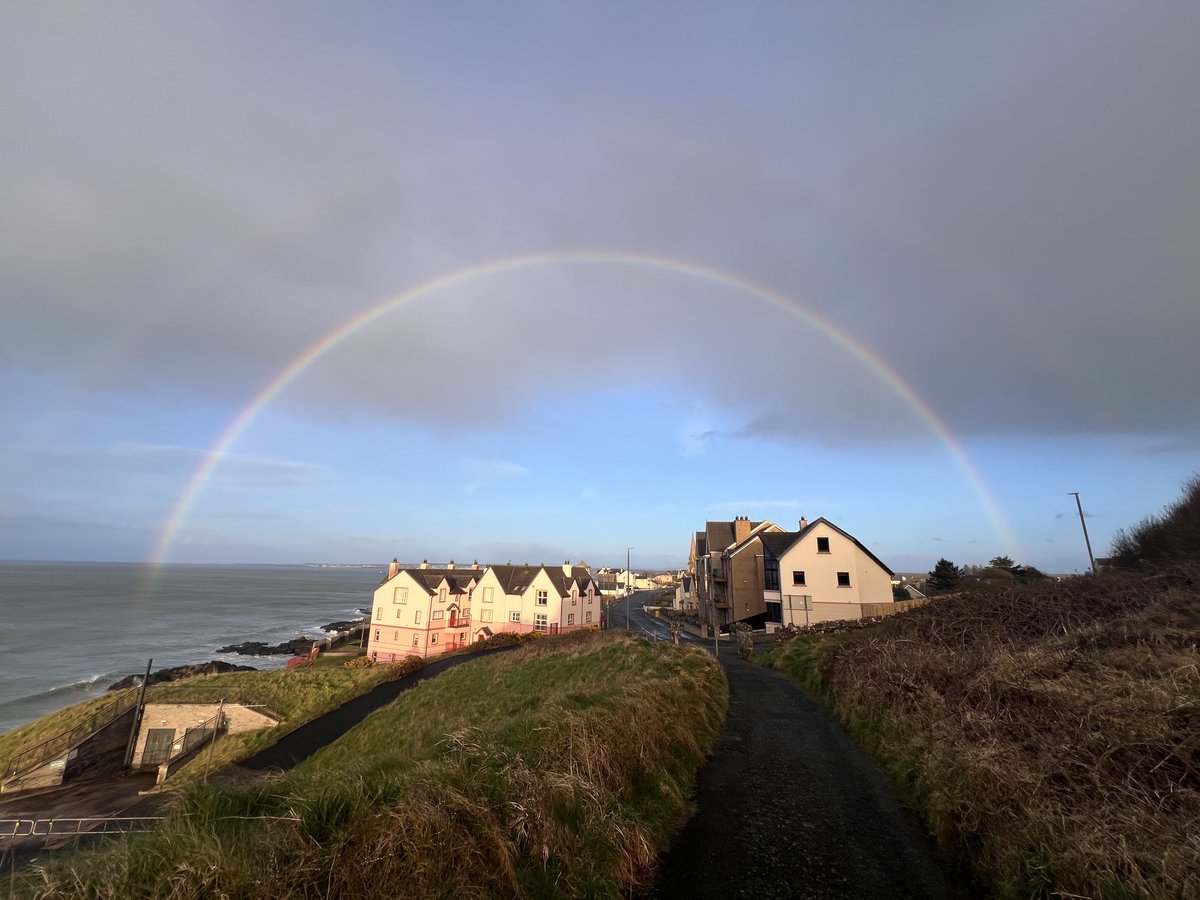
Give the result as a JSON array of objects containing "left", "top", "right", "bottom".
[
  {"left": 419, "top": 559, "right": 428, "bottom": 570},
  {"left": 387, "top": 558, "right": 399, "bottom": 580},
  {"left": 447, "top": 560, "right": 455, "bottom": 570},
  {"left": 563, "top": 560, "right": 572, "bottom": 577},
  {"left": 734, "top": 515, "right": 751, "bottom": 544},
  {"left": 799, "top": 517, "right": 808, "bottom": 531},
  {"left": 471, "top": 560, "right": 479, "bottom": 570}
]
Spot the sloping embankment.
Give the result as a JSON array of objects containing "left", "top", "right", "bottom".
[{"left": 764, "top": 567, "right": 1200, "bottom": 900}]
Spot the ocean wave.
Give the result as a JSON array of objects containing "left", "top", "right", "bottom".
[{"left": 0, "top": 673, "right": 118, "bottom": 713}]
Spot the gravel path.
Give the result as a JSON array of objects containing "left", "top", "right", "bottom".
[{"left": 654, "top": 653, "right": 975, "bottom": 899}]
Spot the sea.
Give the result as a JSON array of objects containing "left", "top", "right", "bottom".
[{"left": 0, "top": 561, "right": 384, "bottom": 736}]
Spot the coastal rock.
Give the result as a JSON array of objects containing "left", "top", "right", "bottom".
[
  {"left": 321, "top": 620, "right": 363, "bottom": 633},
  {"left": 218, "top": 637, "right": 317, "bottom": 656},
  {"left": 108, "top": 660, "right": 257, "bottom": 691}
]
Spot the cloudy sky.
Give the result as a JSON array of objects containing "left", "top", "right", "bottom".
[{"left": 2, "top": 2, "right": 1197, "bottom": 573}]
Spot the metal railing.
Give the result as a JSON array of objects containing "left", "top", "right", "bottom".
[
  {"left": 3, "top": 688, "right": 139, "bottom": 778},
  {"left": 0, "top": 816, "right": 164, "bottom": 842},
  {"left": 177, "top": 711, "right": 225, "bottom": 758}
]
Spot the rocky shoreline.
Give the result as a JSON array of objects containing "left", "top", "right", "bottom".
[
  {"left": 105, "top": 618, "right": 367, "bottom": 690},
  {"left": 108, "top": 660, "right": 258, "bottom": 691}
]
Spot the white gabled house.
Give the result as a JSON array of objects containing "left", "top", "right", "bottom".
[
  {"left": 759, "top": 518, "right": 895, "bottom": 626},
  {"left": 368, "top": 560, "right": 601, "bottom": 660}
]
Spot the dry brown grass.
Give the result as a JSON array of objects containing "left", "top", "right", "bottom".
[{"left": 767, "top": 566, "right": 1200, "bottom": 900}]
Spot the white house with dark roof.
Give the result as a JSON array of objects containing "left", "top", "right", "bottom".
[
  {"left": 368, "top": 560, "right": 482, "bottom": 660},
  {"left": 760, "top": 518, "right": 894, "bottom": 626},
  {"left": 369, "top": 560, "right": 602, "bottom": 660}
]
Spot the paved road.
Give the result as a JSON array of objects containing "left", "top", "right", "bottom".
[
  {"left": 653, "top": 653, "right": 974, "bottom": 900},
  {"left": 606, "top": 591, "right": 711, "bottom": 646}
]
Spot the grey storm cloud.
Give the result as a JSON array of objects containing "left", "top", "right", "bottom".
[{"left": 2, "top": 3, "right": 1198, "bottom": 447}]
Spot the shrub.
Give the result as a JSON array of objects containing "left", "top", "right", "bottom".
[{"left": 343, "top": 655, "right": 376, "bottom": 669}]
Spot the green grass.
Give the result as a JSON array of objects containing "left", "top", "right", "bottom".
[
  {"left": 1, "top": 665, "right": 394, "bottom": 785},
  {"left": 20, "top": 631, "right": 728, "bottom": 899}
]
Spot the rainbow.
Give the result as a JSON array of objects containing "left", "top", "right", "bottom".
[{"left": 149, "top": 250, "right": 1018, "bottom": 567}]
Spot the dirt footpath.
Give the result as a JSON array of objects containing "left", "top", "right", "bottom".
[{"left": 654, "top": 654, "right": 975, "bottom": 899}]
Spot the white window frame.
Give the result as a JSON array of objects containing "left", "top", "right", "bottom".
[
  {"left": 536, "top": 590, "right": 548, "bottom": 606},
  {"left": 510, "top": 611, "right": 521, "bottom": 623},
  {"left": 481, "top": 610, "right": 493, "bottom": 623},
  {"left": 394, "top": 587, "right": 408, "bottom": 604},
  {"left": 483, "top": 586, "right": 494, "bottom": 603},
  {"left": 414, "top": 611, "right": 421, "bottom": 624},
  {"left": 535, "top": 613, "right": 548, "bottom": 630}
]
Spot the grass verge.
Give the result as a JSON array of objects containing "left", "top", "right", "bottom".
[
  {"left": 1, "top": 665, "right": 397, "bottom": 785},
  {"left": 760, "top": 566, "right": 1200, "bottom": 900},
  {"left": 18, "top": 631, "right": 728, "bottom": 899}
]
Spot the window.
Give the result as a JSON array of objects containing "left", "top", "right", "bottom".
[
  {"left": 375, "top": 607, "right": 382, "bottom": 620},
  {"left": 414, "top": 611, "right": 421, "bottom": 624},
  {"left": 481, "top": 610, "right": 493, "bottom": 623},
  {"left": 432, "top": 610, "right": 444, "bottom": 620},
  {"left": 571, "top": 591, "right": 577, "bottom": 605},
  {"left": 412, "top": 635, "right": 419, "bottom": 647},
  {"left": 438, "top": 587, "right": 447, "bottom": 602},
  {"left": 792, "top": 571, "right": 806, "bottom": 586},
  {"left": 431, "top": 634, "right": 438, "bottom": 644},
  {"left": 371, "top": 652, "right": 378, "bottom": 661},
  {"left": 567, "top": 613, "right": 575, "bottom": 625},
  {"left": 536, "top": 590, "right": 548, "bottom": 606},
  {"left": 837, "top": 571, "right": 851, "bottom": 587},
  {"left": 763, "top": 556, "right": 780, "bottom": 591},
  {"left": 394, "top": 587, "right": 407, "bottom": 604},
  {"left": 585, "top": 611, "right": 592, "bottom": 623},
  {"left": 396, "top": 609, "right": 403, "bottom": 619},
  {"left": 817, "top": 537, "right": 830, "bottom": 553},
  {"left": 374, "top": 629, "right": 380, "bottom": 641},
  {"left": 535, "top": 613, "right": 548, "bottom": 630},
  {"left": 393, "top": 630, "right": 398, "bottom": 641},
  {"left": 510, "top": 611, "right": 521, "bottom": 623},
  {"left": 483, "top": 586, "right": 494, "bottom": 603}
]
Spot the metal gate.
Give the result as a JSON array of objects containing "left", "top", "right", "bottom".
[{"left": 142, "top": 728, "right": 176, "bottom": 765}]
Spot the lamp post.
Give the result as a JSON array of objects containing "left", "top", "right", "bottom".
[{"left": 1068, "top": 492, "right": 1097, "bottom": 575}]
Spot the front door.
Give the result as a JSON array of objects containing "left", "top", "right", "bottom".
[{"left": 142, "top": 728, "right": 176, "bottom": 765}]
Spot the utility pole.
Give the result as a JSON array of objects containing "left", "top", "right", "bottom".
[{"left": 1068, "top": 492, "right": 1097, "bottom": 575}]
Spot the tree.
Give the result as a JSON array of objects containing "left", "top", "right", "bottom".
[
  {"left": 926, "top": 558, "right": 963, "bottom": 594},
  {"left": 988, "top": 555, "right": 1016, "bottom": 571},
  {"left": 1111, "top": 473, "right": 1200, "bottom": 566}
]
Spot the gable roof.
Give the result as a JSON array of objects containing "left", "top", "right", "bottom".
[
  {"left": 401, "top": 568, "right": 479, "bottom": 595},
  {"left": 486, "top": 564, "right": 542, "bottom": 595},
  {"left": 727, "top": 521, "right": 783, "bottom": 557},
  {"left": 543, "top": 565, "right": 598, "bottom": 597},
  {"left": 765, "top": 518, "right": 894, "bottom": 577},
  {"left": 759, "top": 531, "right": 798, "bottom": 560}
]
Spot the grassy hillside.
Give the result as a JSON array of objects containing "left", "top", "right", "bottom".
[
  {"left": 0, "top": 665, "right": 396, "bottom": 782},
  {"left": 20, "top": 631, "right": 727, "bottom": 899},
  {"left": 762, "top": 567, "right": 1200, "bottom": 899}
]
